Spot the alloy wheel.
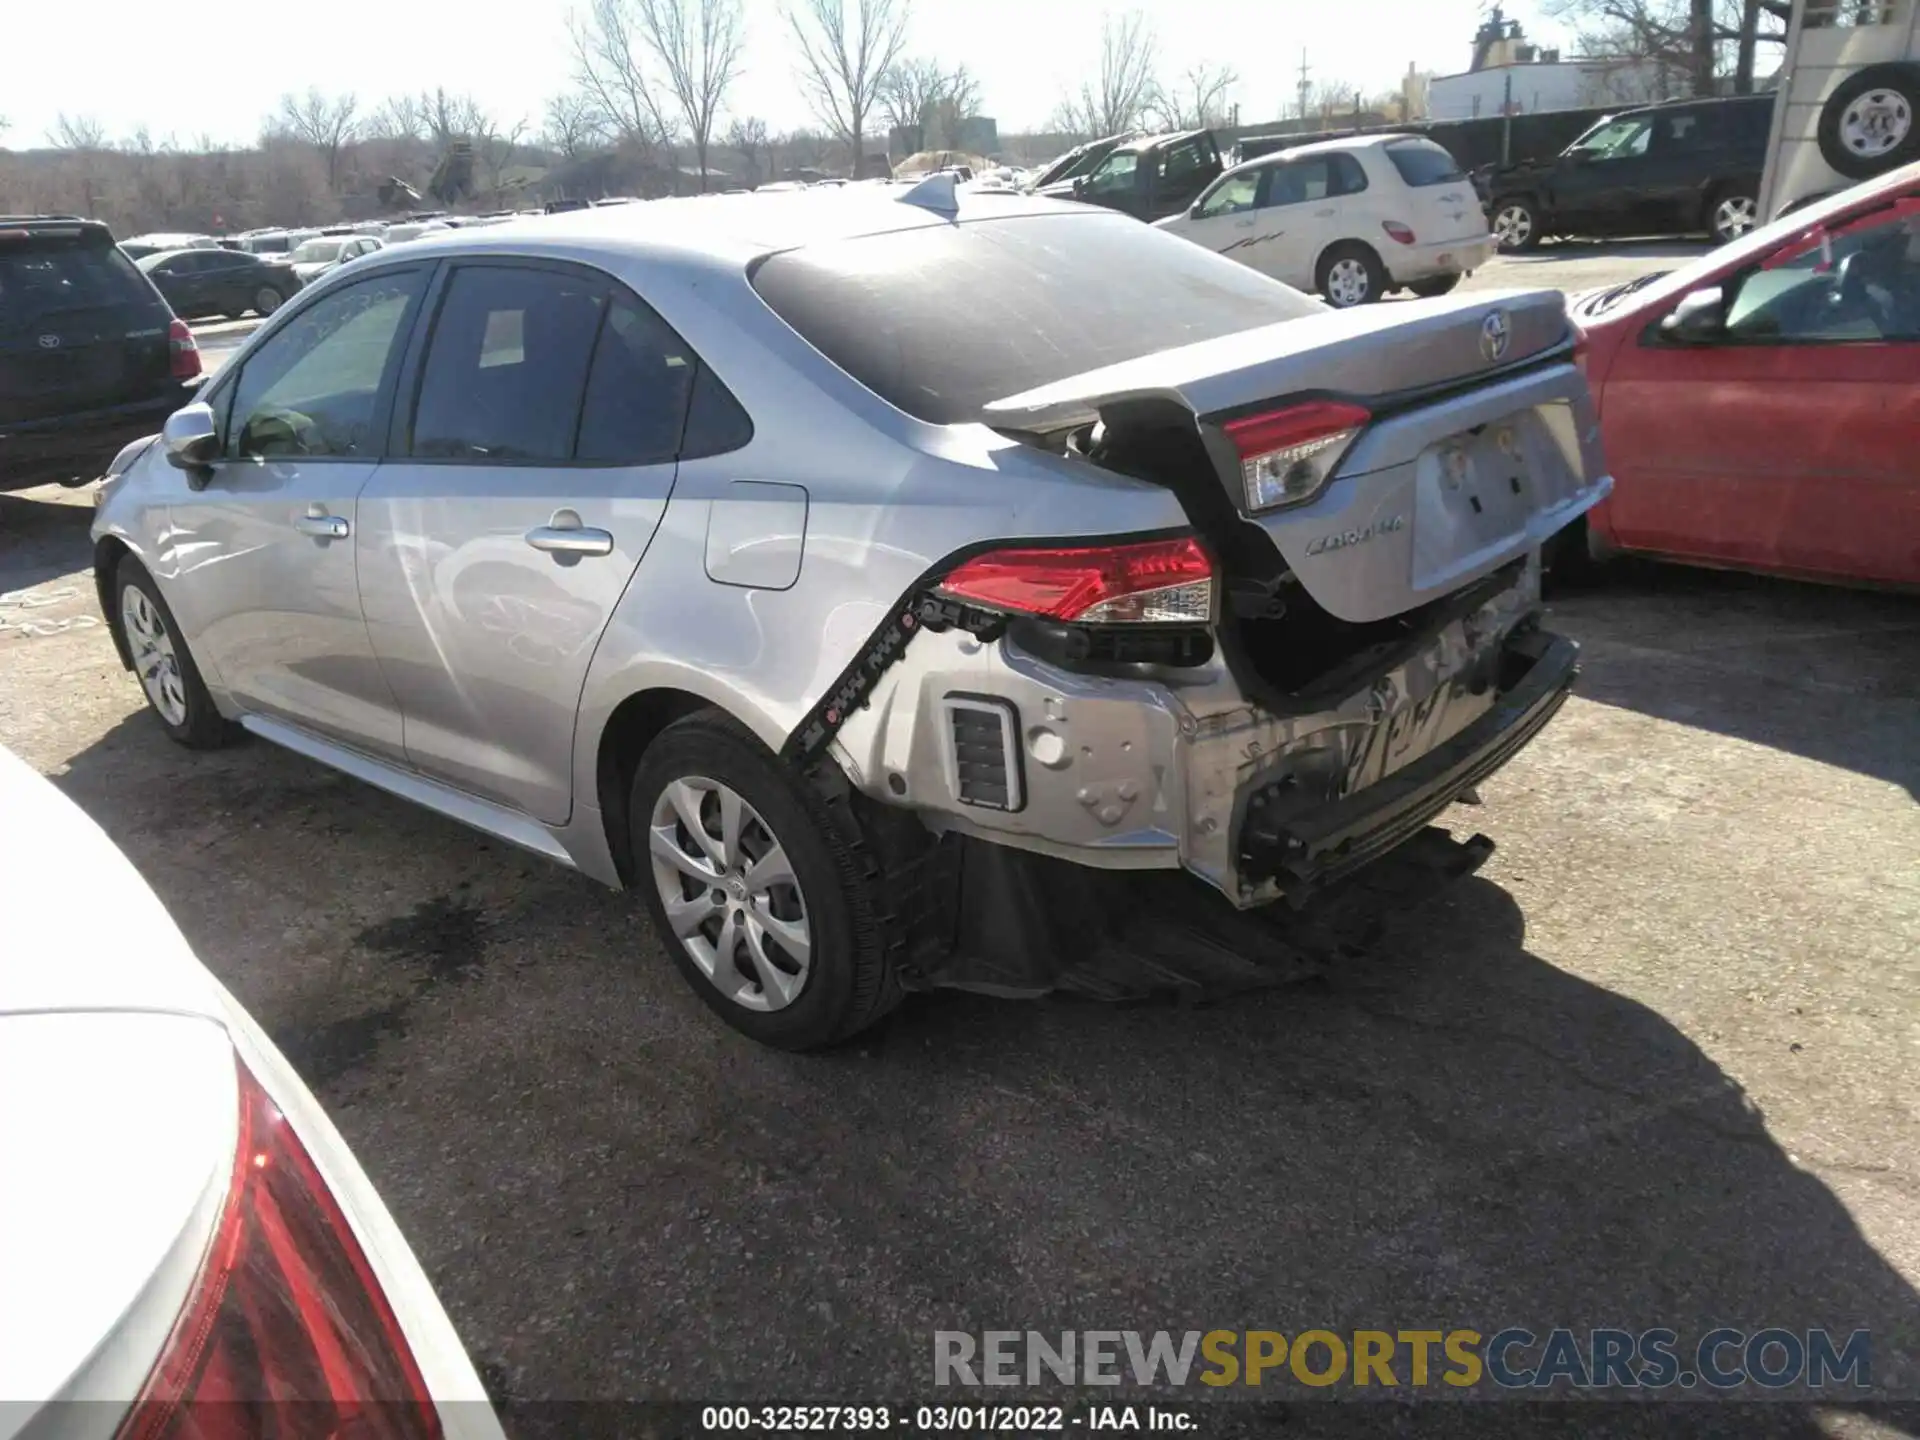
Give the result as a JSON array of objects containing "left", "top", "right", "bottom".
[
  {"left": 648, "top": 776, "right": 812, "bottom": 1012},
  {"left": 255, "top": 286, "right": 283, "bottom": 315},
  {"left": 1493, "top": 203, "right": 1533, "bottom": 250},
  {"left": 1841, "top": 88, "right": 1913, "bottom": 159},
  {"left": 121, "top": 585, "right": 188, "bottom": 726},
  {"left": 1325, "top": 258, "right": 1371, "bottom": 307},
  {"left": 1713, "top": 195, "right": 1758, "bottom": 242}
]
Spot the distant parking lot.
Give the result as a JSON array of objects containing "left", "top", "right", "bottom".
[{"left": 10, "top": 238, "right": 1916, "bottom": 1427}]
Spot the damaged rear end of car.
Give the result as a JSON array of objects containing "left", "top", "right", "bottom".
[{"left": 788, "top": 256, "right": 1608, "bottom": 912}]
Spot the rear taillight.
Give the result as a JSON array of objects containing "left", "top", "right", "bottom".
[
  {"left": 117, "top": 1059, "right": 440, "bottom": 1440},
  {"left": 167, "top": 319, "right": 201, "bottom": 381},
  {"left": 1222, "top": 400, "right": 1372, "bottom": 513},
  {"left": 1383, "top": 221, "right": 1418, "bottom": 245},
  {"left": 937, "top": 536, "right": 1214, "bottom": 624}
]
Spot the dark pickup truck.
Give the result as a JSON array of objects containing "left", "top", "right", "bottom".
[
  {"left": 1037, "top": 129, "right": 1225, "bottom": 222},
  {"left": 1477, "top": 95, "right": 1775, "bottom": 252}
]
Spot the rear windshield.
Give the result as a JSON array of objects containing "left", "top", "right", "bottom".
[
  {"left": 1385, "top": 141, "right": 1467, "bottom": 187},
  {"left": 750, "top": 211, "right": 1322, "bottom": 425},
  {"left": 0, "top": 237, "right": 153, "bottom": 333}
]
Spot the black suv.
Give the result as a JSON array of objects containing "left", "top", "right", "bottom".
[
  {"left": 2, "top": 216, "right": 202, "bottom": 489},
  {"left": 1036, "top": 130, "right": 1225, "bottom": 221},
  {"left": 1478, "top": 94, "right": 1775, "bottom": 251}
]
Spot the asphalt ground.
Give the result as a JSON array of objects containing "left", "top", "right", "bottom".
[{"left": 3, "top": 241, "right": 1915, "bottom": 1437}]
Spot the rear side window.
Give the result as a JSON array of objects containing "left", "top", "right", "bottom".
[
  {"left": 574, "top": 292, "right": 695, "bottom": 465},
  {"left": 751, "top": 211, "right": 1322, "bottom": 426},
  {"left": 1385, "top": 141, "right": 1467, "bottom": 187},
  {"left": 0, "top": 237, "right": 152, "bottom": 332},
  {"left": 1329, "top": 153, "right": 1370, "bottom": 196},
  {"left": 410, "top": 266, "right": 607, "bottom": 462}
]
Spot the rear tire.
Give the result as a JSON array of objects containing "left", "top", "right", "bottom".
[
  {"left": 1316, "top": 242, "right": 1387, "bottom": 308},
  {"left": 1707, "top": 186, "right": 1759, "bottom": 245},
  {"left": 629, "top": 711, "right": 904, "bottom": 1050},
  {"left": 1491, "top": 196, "right": 1541, "bottom": 252},
  {"left": 114, "top": 558, "right": 238, "bottom": 750},
  {"left": 1407, "top": 273, "right": 1463, "bottom": 298},
  {"left": 253, "top": 286, "right": 283, "bottom": 317}
]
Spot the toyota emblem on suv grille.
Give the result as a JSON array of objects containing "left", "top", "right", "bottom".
[
  {"left": 37, "top": 334, "right": 61, "bottom": 349},
  {"left": 1480, "top": 310, "right": 1512, "bottom": 363}
]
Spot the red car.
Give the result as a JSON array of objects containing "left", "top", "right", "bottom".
[{"left": 1566, "top": 160, "right": 1920, "bottom": 589}]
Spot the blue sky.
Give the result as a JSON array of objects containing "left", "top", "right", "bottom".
[{"left": 4, "top": 0, "right": 1565, "bottom": 148}]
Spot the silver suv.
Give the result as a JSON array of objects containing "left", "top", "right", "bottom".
[{"left": 92, "top": 183, "right": 1611, "bottom": 1049}]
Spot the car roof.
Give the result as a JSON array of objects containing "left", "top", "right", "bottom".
[
  {"left": 1115, "top": 129, "right": 1211, "bottom": 155},
  {"left": 398, "top": 184, "right": 1086, "bottom": 273}
]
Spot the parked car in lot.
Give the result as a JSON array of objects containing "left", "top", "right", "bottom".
[
  {"left": 1156, "top": 135, "right": 1494, "bottom": 307},
  {"left": 288, "top": 233, "right": 384, "bottom": 284},
  {"left": 90, "top": 187, "right": 1608, "bottom": 1049},
  {"left": 1480, "top": 94, "right": 1775, "bottom": 251},
  {"left": 1564, "top": 160, "right": 1919, "bottom": 589},
  {"left": 117, "top": 232, "right": 219, "bottom": 261},
  {"left": 137, "top": 247, "right": 303, "bottom": 319},
  {"left": 1026, "top": 133, "right": 1138, "bottom": 192},
  {"left": 1, "top": 216, "right": 202, "bottom": 488},
  {"left": 0, "top": 744, "right": 505, "bottom": 1438},
  {"left": 1038, "top": 129, "right": 1225, "bottom": 220}
]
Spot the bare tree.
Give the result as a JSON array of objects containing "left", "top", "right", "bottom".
[
  {"left": 274, "top": 89, "right": 359, "bottom": 191},
  {"left": 1149, "top": 61, "right": 1239, "bottom": 130},
  {"left": 783, "top": 0, "right": 912, "bottom": 174},
  {"left": 368, "top": 94, "right": 428, "bottom": 143},
  {"left": 474, "top": 115, "right": 530, "bottom": 201},
  {"left": 570, "top": 0, "right": 676, "bottom": 151},
  {"left": 543, "top": 93, "right": 607, "bottom": 159},
  {"left": 1057, "top": 11, "right": 1159, "bottom": 139},
  {"left": 48, "top": 114, "right": 108, "bottom": 150},
  {"left": 880, "top": 58, "right": 980, "bottom": 148},
  {"left": 725, "top": 114, "right": 771, "bottom": 183},
  {"left": 629, "top": 0, "right": 745, "bottom": 189},
  {"left": 1545, "top": 0, "right": 1790, "bottom": 96}
]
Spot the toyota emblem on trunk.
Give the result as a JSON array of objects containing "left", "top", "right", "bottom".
[
  {"left": 37, "top": 334, "right": 60, "bottom": 349},
  {"left": 1479, "top": 310, "right": 1512, "bottom": 363}
]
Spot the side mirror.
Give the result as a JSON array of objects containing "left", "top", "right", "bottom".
[
  {"left": 162, "top": 402, "right": 219, "bottom": 485},
  {"left": 1659, "top": 285, "right": 1727, "bottom": 342}
]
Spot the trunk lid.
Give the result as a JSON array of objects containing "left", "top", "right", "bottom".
[
  {"left": 1406, "top": 181, "right": 1489, "bottom": 245},
  {"left": 0, "top": 225, "right": 175, "bottom": 427},
  {"left": 985, "top": 289, "right": 1611, "bottom": 624}
]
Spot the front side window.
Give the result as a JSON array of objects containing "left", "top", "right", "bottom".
[
  {"left": 1570, "top": 118, "right": 1654, "bottom": 159},
  {"left": 226, "top": 268, "right": 426, "bottom": 459},
  {"left": 1082, "top": 151, "right": 1139, "bottom": 197},
  {"left": 409, "top": 265, "right": 607, "bottom": 462},
  {"left": 1724, "top": 207, "right": 1920, "bottom": 342},
  {"left": 1195, "top": 170, "right": 1262, "bottom": 219}
]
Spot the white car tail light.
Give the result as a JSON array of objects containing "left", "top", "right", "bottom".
[
  {"left": 116, "top": 1058, "right": 440, "bottom": 1440},
  {"left": 1382, "top": 221, "right": 1418, "bottom": 245},
  {"left": 937, "top": 536, "right": 1214, "bottom": 624},
  {"left": 1223, "top": 400, "right": 1373, "bottom": 512}
]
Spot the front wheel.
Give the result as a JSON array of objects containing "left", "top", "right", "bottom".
[
  {"left": 115, "top": 558, "right": 238, "bottom": 749},
  {"left": 1316, "top": 243, "right": 1387, "bottom": 309},
  {"left": 1407, "top": 273, "right": 1463, "bottom": 298},
  {"left": 1491, "top": 197, "right": 1540, "bottom": 252},
  {"left": 630, "top": 712, "right": 903, "bottom": 1050}
]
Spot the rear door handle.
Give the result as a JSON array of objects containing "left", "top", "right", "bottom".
[
  {"left": 294, "top": 513, "right": 349, "bottom": 539},
  {"left": 526, "top": 509, "right": 614, "bottom": 558}
]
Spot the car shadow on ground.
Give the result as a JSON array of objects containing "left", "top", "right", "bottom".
[
  {"left": 0, "top": 488, "right": 97, "bottom": 595},
  {"left": 41, "top": 708, "right": 1920, "bottom": 1431},
  {"left": 1546, "top": 562, "right": 1920, "bottom": 800}
]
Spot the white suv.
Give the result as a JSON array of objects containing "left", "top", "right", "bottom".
[{"left": 1157, "top": 135, "right": 1495, "bottom": 308}]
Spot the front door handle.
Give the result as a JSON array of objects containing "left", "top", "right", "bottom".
[
  {"left": 526, "top": 508, "right": 613, "bottom": 558},
  {"left": 294, "top": 512, "right": 349, "bottom": 539}
]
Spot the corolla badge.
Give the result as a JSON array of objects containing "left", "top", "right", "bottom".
[
  {"left": 1479, "top": 308, "right": 1512, "bottom": 363},
  {"left": 1304, "top": 514, "right": 1407, "bottom": 557}
]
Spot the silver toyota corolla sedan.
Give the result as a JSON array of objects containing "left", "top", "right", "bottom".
[{"left": 91, "top": 177, "right": 1611, "bottom": 1049}]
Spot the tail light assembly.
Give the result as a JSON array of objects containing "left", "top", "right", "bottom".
[
  {"left": 1382, "top": 221, "right": 1418, "bottom": 245},
  {"left": 117, "top": 1057, "right": 441, "bottom": 1440},
  {"left": 1222, "top": 400, "right": 1372, "bottom": 513},
  {"left": 167, "top": 319, "right": 202, "bottom": 381},
  {"left": 936, "top": 535, "right": 1214, "bottom": 625}
]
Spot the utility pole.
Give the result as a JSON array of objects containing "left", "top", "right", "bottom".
[{"left": 1297, "top": 51, "right": 1312, "bottom": 123}]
